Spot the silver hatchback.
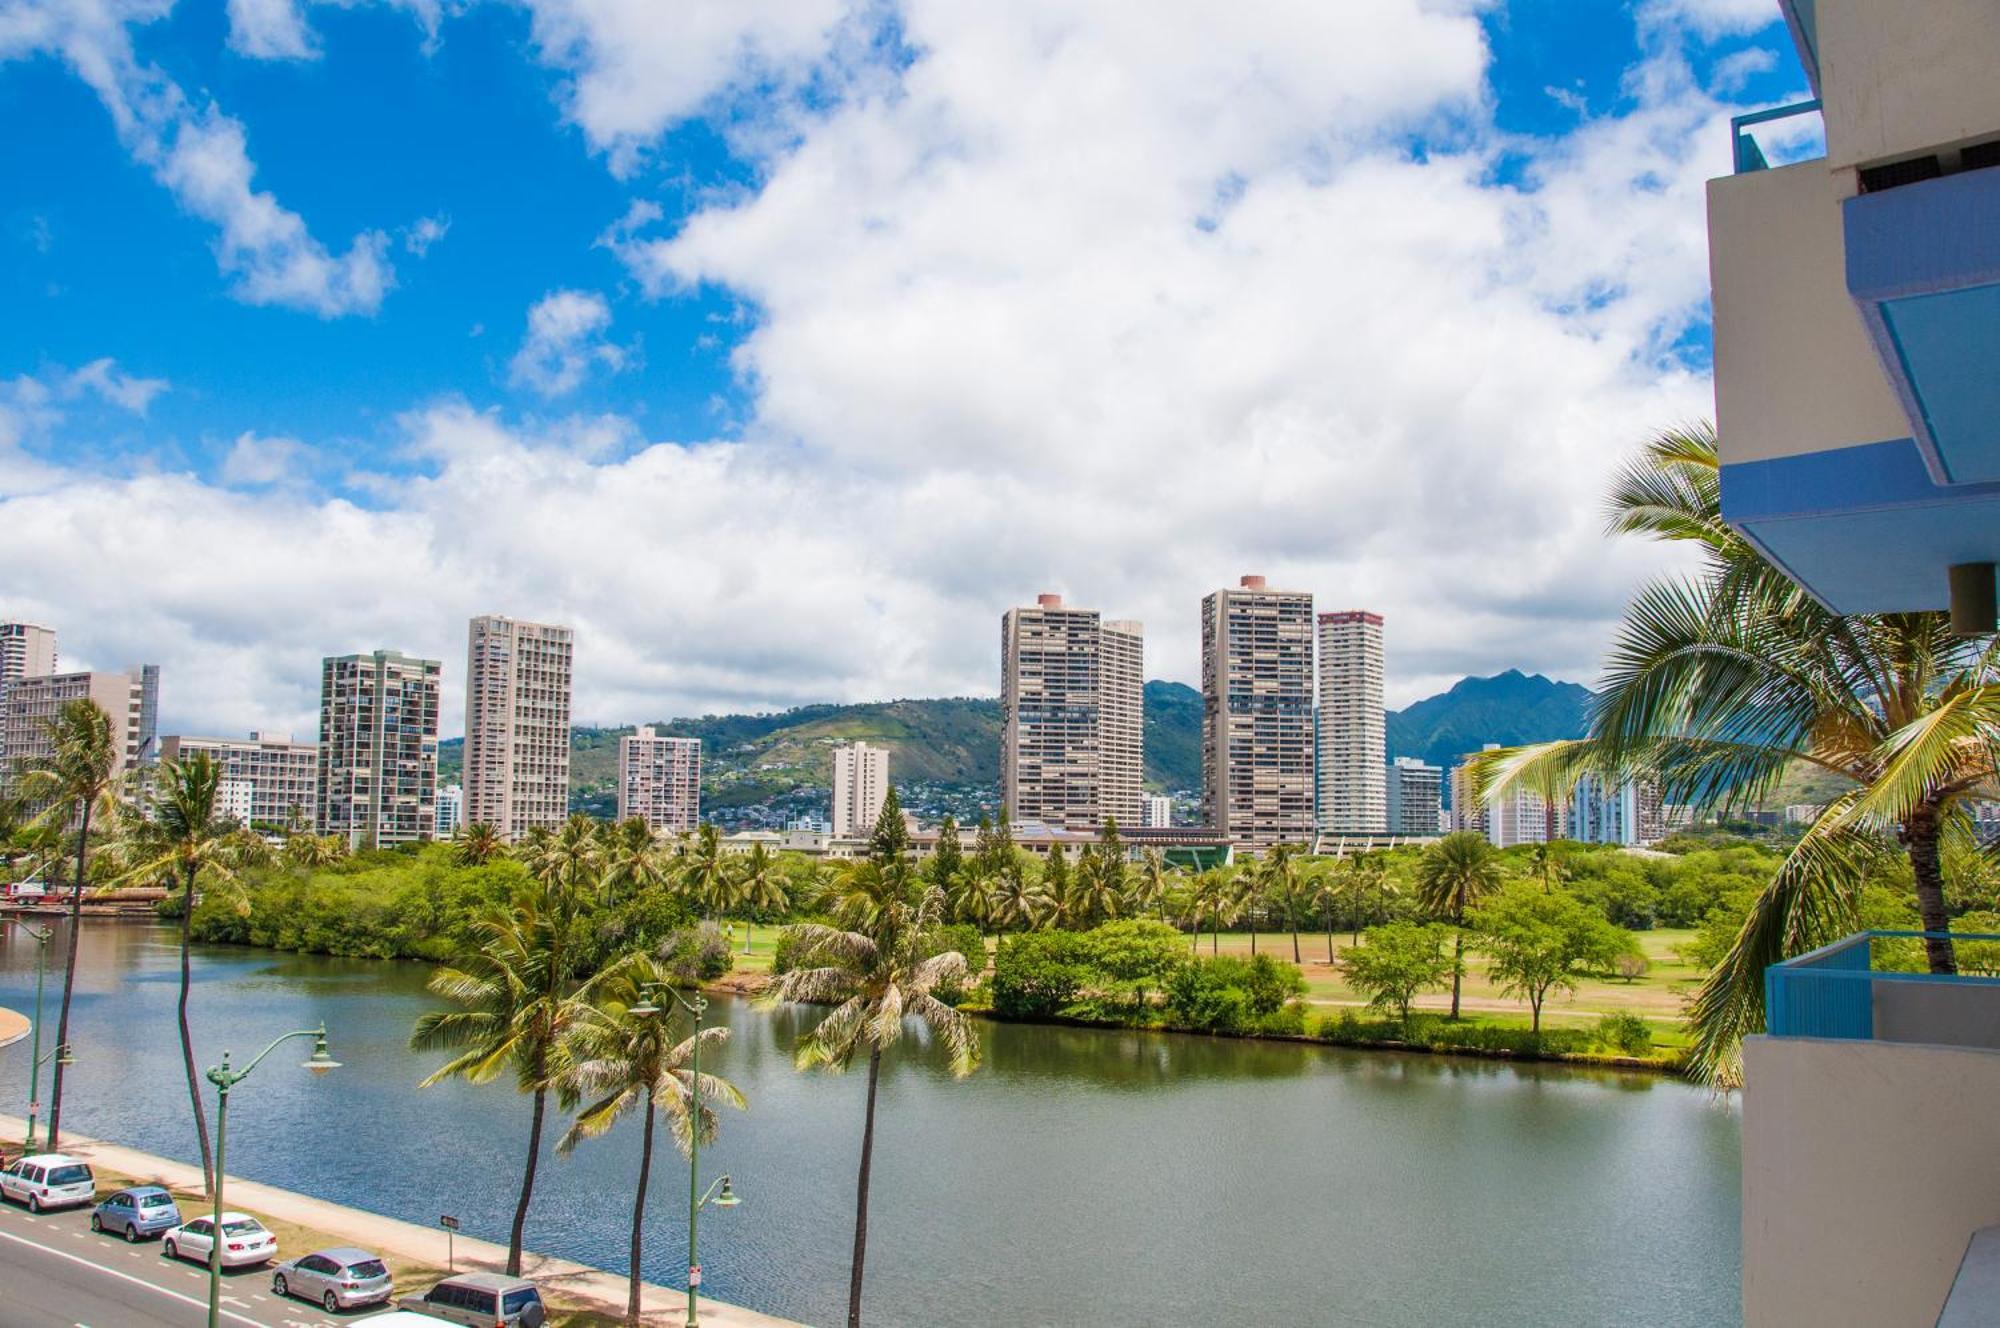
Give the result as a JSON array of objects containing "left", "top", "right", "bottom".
[{"left": 273, "top": 1246, "right": 393, "bottom": 1313}]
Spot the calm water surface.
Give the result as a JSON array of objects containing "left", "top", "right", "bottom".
[{"left": 0, "top": 922, "right": 1741, "bottom": 1326}]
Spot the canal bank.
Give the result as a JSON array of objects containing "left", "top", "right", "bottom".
[{"left": 0, "top": 1113, "right": 807, "bottom": 1328}]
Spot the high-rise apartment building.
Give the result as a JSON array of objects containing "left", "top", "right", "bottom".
[
  {"left": 0, "top": 623, "right": 57, "bottom": 688},
  {"left": 999, "top": 594, "right": 1144, "bottom": 831},
  {"left": 1316, "top": 610, "right": 1385, "bottom": 836},
  {"left": 2, "top": 665, "right": 159, "bottom": 792},
  {"left": 463, "top": 615, "right": 574, "bottom": 840},
  {"left": 1385, "top": 756, "right": 1443, "bottom": 838},
  {"left": 436, "top": 783, "right": 465, "bottom": 839},
  {"left": 619, "top": 726, "right": 701, "bottom": 834},
  {"left": 830, "top": 741, "right": 890, "bottom": 838},
  {"left": 1568, "top": 774, "right": 1666, "bottom": 846},
  {"left": 1201, "top": 575, "right": 1315, "bottom": 850},
  {"left": 159, "top": 731, "right": 317, "bottom": 830},
  {"left": 1448, "top": 761, "right": 1488, "bottom": 836},
  {"left": 316, "top": 650, "right": 440, "bottom": 851},
  {"left": 1142, "top": 793, "right": 1173, "bottom": 829}
]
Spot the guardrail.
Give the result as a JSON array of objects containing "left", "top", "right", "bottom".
[
  {"left": 1731, "top": 98, "right": 1822, "bottom": 173},
  {"left": 1765, "top": 931, "right": 2000, "bottom": 1044}
]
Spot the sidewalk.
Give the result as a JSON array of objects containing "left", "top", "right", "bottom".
[{"left": 0, "top": 1114, "right": 808, "bottom": 1327}]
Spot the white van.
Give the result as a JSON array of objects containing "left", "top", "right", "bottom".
[{"left": 0, "top": 1153, "right": 97, "bottom": 1212}]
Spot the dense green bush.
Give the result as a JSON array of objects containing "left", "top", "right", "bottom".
[
  {"left": 659, "top": 922, "right": 733, "bottom": 983},
  {"left": 1596, "top": 1013, "right": 1655, "bottom": 1055},
  {"left": 1313, "top": 1012, "right": 1594, "bottom": 1058},
  {"left": 1163, "top": 953, "right": 1306, "bottom": 1033},
  {"left": 991, "top": 931, "right": 1095, "bottom": 1018}
]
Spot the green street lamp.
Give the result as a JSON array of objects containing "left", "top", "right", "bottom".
[
  {"left": 201, "top": 1025, "right": 340, "bottom": 1328},
  {"left": 6, "top": 919, "right": 54, "bottom": 1150},
  {"left": 632, "top": 984, "right": 741, "bottom": 1328}
]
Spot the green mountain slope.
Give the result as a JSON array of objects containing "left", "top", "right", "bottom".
[{"left": 1385, "top": 669, "right": 1594, "bottom": 795}]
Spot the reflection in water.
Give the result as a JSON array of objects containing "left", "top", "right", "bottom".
[{"left": 0, "top": 923, "right": 1740, "bottom": 1328}]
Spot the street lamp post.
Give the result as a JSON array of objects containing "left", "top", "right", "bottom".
[
  {"left": 201, "top": 1025, "right": 340, "bottom": 1328},
  {"left": 630, "top": 985, "right": 740, "bottom": 1328},
  {"left": 6, "top": 920, "right": 53, "bottom": 1149}
]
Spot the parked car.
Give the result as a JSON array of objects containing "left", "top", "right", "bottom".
[
  {"left": 352, "top": 1313, "right": 458, "bottom": 1325},
  {"left": 272, "top": 1246, "right": 393, "bottom": 1313},
  {"left": 91, "top": 1186, "right": 182, "bottom": 1241},
  {"left": 0, "top": 1153, "right": 96, "bottom": 1212},
  {"left": 398, "top": 1272, "right": 547, "bottom": 1327},
  {"left": 162, "top": 1212, "right": 278, "bottom": 1268}
]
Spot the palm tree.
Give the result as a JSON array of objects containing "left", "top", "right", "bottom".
[
  {"left": 559, "top": 956, "right": 745, "bottom": 1326},
  {"left": 1528, "top": 841, "right": 1569, "bottom": 894},
  {"left": 598, "top": 817, "right": 664, "bottom": 903},
  {"left": 15, "top": 698, "right": 123, "bottom": 1150},
  {"left": 1473, "top": 424, "right": 2000, "bottom": 1082},
  {"left": 1185, "top": 868, "right": 1237, "bottom": 955},
  {"left": 533, "top": 813, "right": 604, "bottom": 893},
  {"left": 1066, "top": 845, "right": 1125, "bottom": 929},
  {"left": 1414, "top": 831, "right": 1504, "bottom": 1019},
  {"left": 767, "top": 865, "right": 978, "bottom": 1328},
  {"left": 732, "top": 841, "right": 788, "bottom": 954},
  {"left": 411, "top": 880, "right": 591, "bottom": 1275},
  {"left": 1128, "top": 848, "right": 1173, "bottom": 924},
  {"left": 949, "top": 865, "right": 1001, "bottom": 937},
  {"left": 992, "top": 863, "right": 1054, "bottom": 932},
  {"left": 283, "top": 832, "right": 345, "bottom": 867},
  {"left": 1309, "top": 864, "right": 1344, "bottom": 962},
  {"left": 681, "top": 823, "right": 729, "bottom": 917},
  {"left": 1261, "top": 843, "right": 1306, "bottom": 963},
  {"left": 455, "top": 821, "right": 507, "bottom": 868},
  {"left": 113, "top": 754, "right": 254, "bottom": 1195}
]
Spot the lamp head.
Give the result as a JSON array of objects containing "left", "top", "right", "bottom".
[
  {"left": 54, "top": 1045, "right": 76, "bottom": 1068},
  {"left": 713, "top": 1176, "right": 741, "bottom": 1208},
  {"left": 302, "top": 1028, "right": 341, "bottom": 1076}
]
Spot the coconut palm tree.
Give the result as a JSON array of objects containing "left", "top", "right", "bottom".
[
  {"left": 1472, "top": 424, "right": 2000, "bottom": 1082},
  {"left": 598, "top": 817, "right": 664, "bottom": 903},
  {"left": 559, "top": 957, "right": 745, "bottom": 1326},
  {"left": 455, "top": 821, "right": 507, "bottom": 868},
  {"left": 283, "top": 831, "right": 345, "bottom": 867},
  {"left": 1066, "top": 845, "right": 1125, "bottom": 929},
  {"left": 1128, "top": 848, "right": 1173, "bottom": 925},
  {"left": 14, "top": 697, "right": 123, "bottom": 1150},
  {"left": 1185, "top": 868, "right": 1237, "bottom": 955},
  {"left": 113, "top": 754, "right": 257, "bottom": 1195},
  {"left": 532, "top": 813, "right": 604, "bottom": 894},
  {"left": 992, "top": 863, "right": 1054, "bottom": 932},
  {"left": 949, "top": 865, "right": 1001, "bottom": 937},
  {"left": 1414, "top": 831, "right": 1505, "bottom": 1019},
  {"left": 732, "top": 841, "right": 788, "bottom": 954},
  {"left": 411, "top": 879, "right": 592, "bottom": 1275},
  {"left": 1260, "top": 843, "right": 1306, "bottom": 963},
  {"left": 681, "top": 823, "right": 729, "bottom": 917},
  {"left": 1310, "top": 864, "right": 1345, "bottom": 962},
  {"left": 767, "top": 864, "right": 978, "bottom": 1328}
]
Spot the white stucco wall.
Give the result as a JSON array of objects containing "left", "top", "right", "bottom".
[
  {"left": 1743, "top": 1035, "right": 2000, "bottom": 1327},
  {"left": 1819, "top": 0, "right": 2000, "bottom": 173},
  {"left": 1706, "top": 160, "right": 1913, "bottom": 466}
]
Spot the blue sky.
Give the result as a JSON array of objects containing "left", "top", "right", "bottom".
[{"left": 1, "top": 0, "right": 1810, "bottom": 735}]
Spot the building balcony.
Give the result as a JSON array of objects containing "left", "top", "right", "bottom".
[{"left": 1744, "top": 932, "right": 2000, "bottom": 1327}]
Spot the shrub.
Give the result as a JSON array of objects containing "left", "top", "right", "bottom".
[
  {"left": 1163, "top": 953, "right": 1306, "bottom": 1032},
  {"left": 1610, "top": 952, "right": 1650, "bottom": 982},
  {"left": 659, "top": 921, "right": 733, "bottom": 983},
  {"left": 1597, "top": 1013, "right": 1655, "bottom": 1056},
  {"left": 1082, "top": 919, "right": 1188, "bottom": 1012},
  {"left": 920, "top": 923, "right": 986, "bottom": 1003},
  {"left": 991, "top": 931, "right": 1095, "bottom": 1019}
]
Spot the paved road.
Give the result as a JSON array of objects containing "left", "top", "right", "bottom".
[{"left": 0, "top": 1195, "right": 353, "bottom": 1328}]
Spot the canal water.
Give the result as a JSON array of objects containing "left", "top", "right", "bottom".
[{"left": 0, "top": 922, "right": 1741, "bottom": 1326}]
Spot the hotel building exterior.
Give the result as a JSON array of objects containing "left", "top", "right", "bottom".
[
  {"left": 0, "top": 622, "right": 57, "bottom": 689},
  {"left": 1384, "top": 756, "right": 1444, "bottom": 838},
  {"left": 999, "top": 594, "right": 1144, "bottom": 831},
  {"left": 1201, "top": 576, "right": 1315, "bottom": 850},
  {"left": 830, "top": 741, "right": 890, "bottom": 838},
  {"left": 619, "top": 726, "right": 701, "bottom": 834},
  {"left": 1316, "top": 610, "right": 1386, "bottom": 836},
  {"left": 159, "top": 731, "right": 318, "bottom": 830},
  {"left": 2, "top": 665, "right": 160, "bottom": 792},
  {"left": 463, "top": 615, "right": 574, "bottom": 839},
  {"left": 316, "top": 650, "right": 440, "bottom": 850}
]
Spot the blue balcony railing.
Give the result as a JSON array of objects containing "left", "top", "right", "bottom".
[
  {"left": 1730, "top": 99, "right": 1823, "bottom": 173},
  {"left": 1765, "top": 931, "right": 2000, "bottom": 1047}
]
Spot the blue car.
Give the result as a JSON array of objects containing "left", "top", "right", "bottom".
[{"left": 91, "top": 1186, "right": 183, "bottom": 1242}]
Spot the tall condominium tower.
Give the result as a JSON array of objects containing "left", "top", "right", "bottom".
[
  {"left": 0, "top": 623, "right": 57, "bottom": 687},
  {"left": 1000, "top": 593, "right": 1144, "bottom": 832},
  {"left": 1316, "top": 610, "right": 1386, "bottom": 836},
  {"left": 464, "top": 615, "right": 574, "bottom": 839},
  {"left": 1385, "top": 756, "right": 1443, "bottom": 838},
  {"left": 316, "top": 650, "right": 440, "bottom": 851},
  {"left": 1201, "top": 575, "right": 1315, "bottom": 849},
  {"left": 619, "top": 726, "right": 701, "bottom": 834},
  {"left": 159, "top": 731, "right": 317, "bottom": 830},
  {"left": 2, "top": 665, "right": 160, "bottom": 793},
  {"left": 1568, "top": 774, "right": 1666, "bottom": 846},
  {"left": 831, "top": 741, "right": 890, "bottom": 838}
]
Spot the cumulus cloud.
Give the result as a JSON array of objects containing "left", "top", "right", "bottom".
[
  {"left": 508, "top": 290, "right": 628, "bottom": 396},
  {"left": 404, "top": 214, "right": 450, "bottom": 256},
  {"left": 225, "top": 0, "right": 316, "bottom": 58},
  {"left": 220, "top": 432, "right": 309, "bottom": 486},
  {"left": 3, "top": 0, "right": 398, "bottom": 316},
  {"left": 63, "top": 358, "right": 168, "bottom": 414}
]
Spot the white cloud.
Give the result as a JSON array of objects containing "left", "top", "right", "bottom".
[
  {"left": 225, "top": 0, "right": 316, "bottom": 58},
  {"left": 508, "top": 290, "right": 628, "bottom": 396},
  {"left": 1637, "top": 0, "right": 1783, "bottom": 40},
  {"left": 220, "top": 432, "right": 309, "bottom": 486},
  {"left": 63, "top": 358, "right": 168, "bottom": 414},
  {"left": 3, "top": 0, "right": 397, "bottom": 316},
  {"left": 404, "top": 214, "right": 450, "bottom": 255}
]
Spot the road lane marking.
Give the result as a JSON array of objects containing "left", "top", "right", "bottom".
[{"left": 0, "top": 1226, "right": 273, "bottom": 1327}]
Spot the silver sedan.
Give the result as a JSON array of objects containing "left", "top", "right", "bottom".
[{"left": 271, "top": 1245, "right": 393, "bottom": 1313}]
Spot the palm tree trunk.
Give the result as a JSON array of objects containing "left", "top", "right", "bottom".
[
  {"left": 47, "top": 798, "right": 90, "bottom": 1151},
  {"left": 628, "top": 1096, "right": 655, "bottom": 1326},
  {"left": 1449, "top": 928, "right": 1464, "bottom": 1020},
  {"left": 1289, "top": 919, "right": 1300, "bottom": 964},
  {"left": 1903, "top": 808, "right": 1957, "bottom": 975},
  {"left": 847, "top": 1047, "right": 883, "bottom": 1328},
  {"left": 177, "top": 863, "right": 215, "bottom": 1195},
  {"left": 1249, "top": 902, "right": 1257, "bottom": 956},
  {"left": 508, "top": 1084, "right": 547, "bottom": 1276},
  {"left": 1325, "top": 909, "right": 1335, "bottom": 964}
]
